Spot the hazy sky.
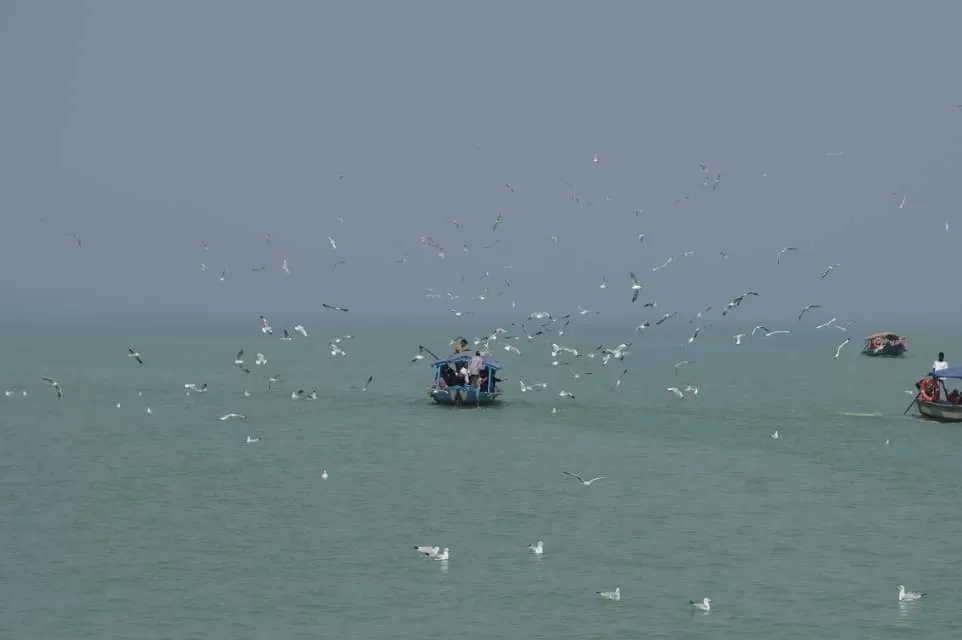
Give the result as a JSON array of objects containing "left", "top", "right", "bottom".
[{"left": 3, "top": 1, "right": 961, "bottom": 322}]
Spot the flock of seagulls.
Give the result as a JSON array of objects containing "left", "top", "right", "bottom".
[{"left": 30, "top": 141, "right": 956, "bottom": 623}]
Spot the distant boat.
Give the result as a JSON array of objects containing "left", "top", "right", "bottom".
[
  {"left": 862, "top": 332, "right": 907, "bottom": 357},
  {"left": 428, "top": 352, "right": 503, "bottom": 407},
  {"left": 915, "top": 366, "right": 962, "bottom": 422}
]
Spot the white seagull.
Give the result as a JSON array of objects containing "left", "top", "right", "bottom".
[
  {"left": 834, "top": 338, "right": 850, "bottom": 358},
  {"left": 651, "top": 256, "right": 673, "bottom": 272},
  {"left": 281, "top": 258, "right": 290, "bottom": 274},
  {"left": 630, "top": 272, "right": 642, "bottom": 302},
  {"left": 898, "top": 585, "right": 925, "bottom": 602},
  {"left": 558, "top": 389, "right": 575, "bottom": 399},
  {"left": 293, "top": 324, "right": 308, "bottom": 337},
  {"left": 798, "top": 304, "right": 821, "bottom": 320},
  {"left": 328, "top": 236, "right": 337, "bottom": 250},
  {"left": 820, "top": 263, "right": 840, "bottom": 279},
  {"left": 259, "top": 315, "right": 273, "bottom": 335},
  {"left": 815, "top": 317, "right": 837, "bottom": 329},
  {"left": 219, "top": 413, "right": 246, "bottom": 421},
  {"left": 127, "top": 348, "right": 144, "bottom": 365},
  {"left": 597, "top": 587, "right": 620, "bottom": 601},
  {"left": 666, "top": 386, "right": 685, "bottom": 399},
  {"left": 563, "top": 471, "right": 604, "bottom": 486},
  {"left": 528, "top": 540, "right": 544, "bottom": 555},
  {"left": 690, "top": 597, "right": 711, "bottom": 612},
  {"left": 776, "top": 247, "right": 797, "bottom": 264},
  {"left": 733, "top": 333, "right": 746, "bottom": 345},
  {"left": 41, "top": 377, "right": 63, "bottom": 399}
]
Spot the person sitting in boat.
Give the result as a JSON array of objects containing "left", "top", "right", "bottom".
[
  {"left": 933, "top": 352, "right": 949, "bottom": 372},
  {"left": 948, "top": 388, "right": 960, "bottom": 404}
]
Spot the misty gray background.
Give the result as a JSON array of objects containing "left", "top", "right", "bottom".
[{"left": 3, "top": 1, "right": 961, "bottom": 321}]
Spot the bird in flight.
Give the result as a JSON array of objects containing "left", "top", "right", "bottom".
[
  {"left": 563, "top": 471, "right": 604, "bottom": 486},
  {"left": 630, "top": 272, "right": 642, "bottom": 302},
  {"left": 821, "top": 264, "right": 840, "bottom": 279},
  {"left": 776, "top": 247, "right": 796, "bottom": 264},
  {"left": 42, "top": 377, "right": 63, "bottom": 399},
  {"left": 798, "top": 304, "right": 821, "bottom": 321},
  {"left": 127, "top": 348, "right": 144, "bottom": 365},
  {"left": 322, "top": 303, "right": 349, "bottom": 312}
]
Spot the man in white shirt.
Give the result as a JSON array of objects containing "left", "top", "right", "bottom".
[
  {"left": 933, "top": 352, "right": 949, "bottom": 372},
  {"left": 468, "top": 351, "right": 484, "bottom": 388}
]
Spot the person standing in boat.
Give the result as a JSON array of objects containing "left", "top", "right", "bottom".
[
  {"left": 468, "top": 350, "right": 484, "bottom": 388},
  {"left": 933, "top": 352, "right": 949, "bottom": 372}
]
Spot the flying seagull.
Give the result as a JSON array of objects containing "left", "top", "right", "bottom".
[
  {"left": 815, "top": 317, "right": 837, "bottom": 329},
  {"left": 820, "top": 264, "right": 840, "bottom": 279},
  {"left": 798, "top": 304, "right": 821, "bottom": 320},
  {"left": 127, "top": 348, "right": 144, "bottom": 365},
  {"left": 42, "top": 377, "right": 63, "bottom": 399},
  {"left": 68, "top": 233, "right": 83, "bottom": 248},
  {"left": 563, "top": 471, "right": 604, "bottom": 486},
  {"left": 322, "top": 303, "right": 349, "bottom": 312},
  {"left": 834, "top": 338, "right": 850, "bottom": 358},
  {"left": 651, "top": 256, "right": 673, "bottom": 272},
  {"left": 776, "top": 247, "right": 797, "bottom": 264},
  {"left": 630, "top": 272, "right": 642, "bottom": 302}
]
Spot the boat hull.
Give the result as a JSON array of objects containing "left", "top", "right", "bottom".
[
  {"left": 862, "top": 344, "right": 906, "bottom": 357},
  {"left": 429, "top": 386, "right": 501, "bottom": 407},
  {"left": 916, "top": 399, "right": 962, "bottom": 422}
]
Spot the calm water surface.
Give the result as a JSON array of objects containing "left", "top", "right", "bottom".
[{"left": 2, "top": 317, "right": 961, "bottom": 638}]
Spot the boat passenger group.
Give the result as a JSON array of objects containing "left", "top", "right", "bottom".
[
  {"left": 917, "top": 352, "right": 962, "bottom": 403},
  {"left": 436, "top": 338, "right": 502, "bottom": 391}
]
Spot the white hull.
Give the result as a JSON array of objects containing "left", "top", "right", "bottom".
[{"left": 917, "top": 399, "right": 962, "bottom": 422}]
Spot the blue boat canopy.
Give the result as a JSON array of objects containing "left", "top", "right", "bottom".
[
  {"left": 432, "top": 353, "right": 502, "bottom": 370},
  {"left": 932, "top": 366, "right": 962, "bottom": 379}
]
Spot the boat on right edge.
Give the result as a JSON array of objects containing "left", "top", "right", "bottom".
[
  {"left": 914, "top": 367, "right": 962, "bottom": 422},
  {"left": 862, "top": 332, "right": 907, "bottom": 357}
]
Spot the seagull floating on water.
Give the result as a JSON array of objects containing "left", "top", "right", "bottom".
[
  {"left": 898, "top": 585, "right": 925, "bottom": 602},
  {"left": 597, "top": 587, "right": 620, "bottom": 601},
  {"left": 528, "top": 540, "right": 544, "bottom": 555},
  {"left": 690, "top": 597, "right": 711, "bottom": 612}
]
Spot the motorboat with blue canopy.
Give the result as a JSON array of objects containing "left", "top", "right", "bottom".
[
  {"left": 913, "top": 366, "right": 962, "bottom": 422},
  {"left": 428, "top": 352, "right": 503, "bottom": 407}
]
